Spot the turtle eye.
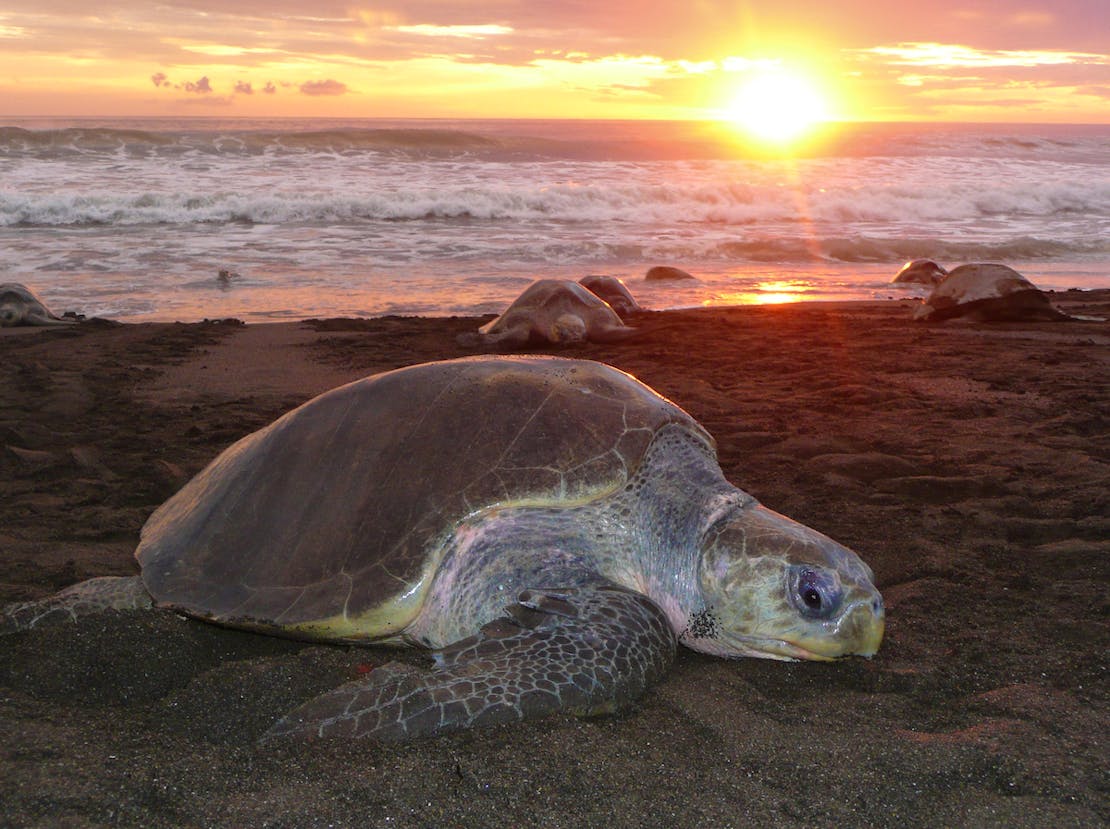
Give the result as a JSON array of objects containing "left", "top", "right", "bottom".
[{"left": 789, "top": 566, "right": 842, "bottom": 619}]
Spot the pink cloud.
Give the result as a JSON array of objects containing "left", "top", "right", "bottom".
[
  {"left": 234, "top": 80, "right": 253, "bottom": 95},
  {"left": 300, "top": 79, "right": 347, "bottom": 96},
  {"left": 183, "top": 76, "right": 212, "bottom": 94}
]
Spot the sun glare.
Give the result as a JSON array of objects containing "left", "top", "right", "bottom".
[
  {"left": 725, "top": 68, "right": 830, "bottom": 144},
  {"left": 708, "top": 281, "right": 810, "bottom": 307}
]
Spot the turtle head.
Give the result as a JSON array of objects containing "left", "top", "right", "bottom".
[
  {"left": 550, "top": 313, "right": 588, "bottom": 343},
  {"left": 688, "top": 503, "right": 884, "bottom": 661}
]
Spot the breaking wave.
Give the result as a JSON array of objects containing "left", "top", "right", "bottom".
[{"left": 3, "top": 175, "right": 1107, "bottom": 225}]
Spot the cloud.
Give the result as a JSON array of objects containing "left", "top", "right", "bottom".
[
  {"left": 151, "top": 71, "right": 215, "bottom": 95},
  {"left": 183, "top": 76, "right": 212, "bottom": 94},
  {"left": 234, "top": 80, "right": 253, "bottom": 94},
  {"left": 389, "top": 24, "right": 513, "bottom": 39},
  {"left": 263, "top": 81, "right": 277, "bottom": 94},
  {"left": 0, "top": 22, "right": 28, "bottom": 38},
  {"left": 300, "top": 78, "right": 347, "bottom": 95},
  {"left": 1008, "top": 11, "right": 1056, "bottom": 28},
  {"left": 179, "top": 43, "right": 282, "bottom": 57},
  {"left": 857, "top": 42, "right": 1108, "bottom": 69},
  {"left": 1078, "top": 84, "right": 1110, "bottom": 100}
]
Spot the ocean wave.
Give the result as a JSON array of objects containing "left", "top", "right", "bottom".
[
  {"left": 3, "top": 176, "right": 1106, "bottom": 232},
  {"left": 0, "top": 126, "right": 506, "bottom": 161}
]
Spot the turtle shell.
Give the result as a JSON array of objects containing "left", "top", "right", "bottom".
[
  {"left": 0, "top": 283, "right": 64, "bottom": 326},
  {"left": 477, "top": 279, "right": 628, "bottom": 340},
  {"left": 579, "top": 275, "right": 641, "bottom": 318},
  {"left": 914, "top": 263, "right": 1064, "bottom": 321},
  {"left": 891, "top": 259, "right": 946, "bottom": 286},
  {"left": 137, "top": 355, "right": 708, "bottom": 639}
]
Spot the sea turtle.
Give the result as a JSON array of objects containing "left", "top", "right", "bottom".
[
  {"left": 579, "top": 275, "right": 642, "bottom": 318},
  {"left": 461, "top": 279, "right": 636, "bottom": 347},
  {"left": 0, "top": 283, "right": 73, "bottom": 327},
  {"left": 891, "top": 259, "right": 947, "bottom": 286},
  {"left": 645, "top": 265, "right": 696, "bottom": 281},
  {"left": 2, "top": 356, "right": 885, "bottom": 742},
  {"left": 914, "top": 263, "right": 1071, "bottom": 322}
]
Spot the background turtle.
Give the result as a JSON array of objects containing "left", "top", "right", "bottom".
[
  {"left": 579, "top": 275, "right": 642, "bottom": 318},
  {"left": 461, "top": 279, "right": 636, "bottom": 347},
  {"left": 0, "top": 283, "right": 73, "bottom": 327},
  {"left": 645, "top": 265, "right": 696, "bottom": 281},
  {"left": 914, "top": 263, "right": 1072, "bottom": 321},
  {"left": 3, "top": 355, "right": 884, "bottom": 742},
  {"left": 891, "top": 259, "right": 947, "bottom": 286}
]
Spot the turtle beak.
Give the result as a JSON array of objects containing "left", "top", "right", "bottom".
[
  {"left": 837, "top": 589, "right": 885, "bottom": 658},
  {"left": 779, "top": 590, "right": 884, "bottom": 661}
]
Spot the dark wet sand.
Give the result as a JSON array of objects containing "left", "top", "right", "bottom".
[{"left": 1, "top": 292, "right": 1107, "bottom": 827}]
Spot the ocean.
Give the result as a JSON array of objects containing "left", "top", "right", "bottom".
[{"left": 1, "top": 118, "right": 1107, "bottom": 322}]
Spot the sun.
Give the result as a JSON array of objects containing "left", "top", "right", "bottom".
[{"left": 725, "top": 68, "right": 830, "bottom": 144}]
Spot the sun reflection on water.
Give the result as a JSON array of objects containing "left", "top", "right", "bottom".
[{"left": 706, "top": 280, "right": 811, "bottom": 306}]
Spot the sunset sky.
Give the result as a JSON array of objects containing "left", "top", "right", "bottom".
[{"left": 1, "top": 1, "right": 1107, "bottom": 122}]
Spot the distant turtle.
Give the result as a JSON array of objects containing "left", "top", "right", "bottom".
[
  {"left": 462, "top": 279, "right": 636, "bottom": 348},
  {"left": 579, "top": 275, "right": 642, "bottom": 318},
  {"left": 891, "top": 259, "right": 947, "bottom": 286},
  {"left": 0, "top": 283, "right": 73, "bottom": 327},
  {"left": 645, "top": 265, "right": 696, "bottom": 281},
  {"left": 2, "top": 356, "right": 884, "bottom": 741},
  {"left": 914, "top": 263, "right": 1072, "bottom": 322}
]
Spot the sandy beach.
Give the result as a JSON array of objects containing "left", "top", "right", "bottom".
[{"left": 1, "top": 292, "right": 1107, "bottom": 828}]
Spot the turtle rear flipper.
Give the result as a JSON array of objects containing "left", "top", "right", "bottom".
[
  {"left": 262, "top": 584, "right": 676, "bottom": 742},
  {"left": 2, "top": 576, "right": 153, "bottom": 633},
  {"left": 28, "top": 313, "right": 75, "bottom": 327}
]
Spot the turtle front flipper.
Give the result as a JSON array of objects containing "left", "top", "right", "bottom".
[
  {"left": 263, "top": 584, "right": 676, "bottom": 742},
  {"left": 2, "top": 576, "right": 153, "bottom": 633}
]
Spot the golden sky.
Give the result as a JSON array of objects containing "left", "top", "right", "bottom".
[{"left": 1, "top": 1, "right": 1107, "bottom": 121}]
